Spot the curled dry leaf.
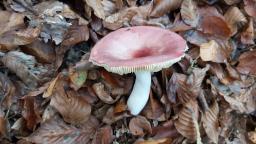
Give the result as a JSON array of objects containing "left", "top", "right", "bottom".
[
  {"left": 92, "top": 82, "right": 120, "bottom": 104},
  {"left": 62, "top": 24, "right": 89, "bottom": 46},
  {"left": 150, "top": 0, "right": 182, "bottom": 17},
  {"left": 244, "top": 0, "right": 256, "bottom": 19},
  {"left": 103, "top": 106, "right": 129, "bottom": 124},
  {"left": 0, "top": 11, "right": 24, "bottom": 36},
  {"left": 0, "top": 72, "right": 16, "bottom": 109},
  {"left": 85, "top": 0, "right": 105, "bottom": 19},
  {"left": 241, "top": 18, "right": 254, "bottom": 45},
  {"left": 25, "top": 116, "right": 99, "bottom": 144},
  {"left": 22, "top": 97, "right": 41, "bottom": 130},
  {"left": 92, "top": 125, "right": 114, "bottom": 144},
  {"left": 142, "top": 92, "right": 165, "bottom": 121},
  {"left": 1, "top": 51, "right": 43, "bottom": 87},
  {"left": 134, "top": 138, "right": 172, "bottom": 144},
  {"left": 224, "top": 6, "right": 247, "bottom": 35},
  {"left": 50, "top": 77, "right": 91, "bottom": 125},
  {"left": 236, "top": 50, "right": 256, "bottom": 75},
  {"left": 202, "top": 101, "right": 219, "bottom": 143},
  {"left": 0, "top": 26, "right": 40, "bottom": 47},
  {"left": 152, "top": 120, "right": 179, "bottom": 139},
  {"left": 200, "top": 40, "right": 229, "bottom": 63},
  {"left": 180, "top": 0, "right": 199, "bottom": 27},
  {"left": 174, "top": 100, "right": 199, "bottom": 141},
  {"left": 129, "top": 116, "right": 152, "bottom": 136},
  {"left": 21, "top": 40, "right": 56, "bottom": 63}
]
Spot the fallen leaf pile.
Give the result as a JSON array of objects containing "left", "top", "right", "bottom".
[{"left": 0, "top": 0, "right": 255, "bottom": 144}]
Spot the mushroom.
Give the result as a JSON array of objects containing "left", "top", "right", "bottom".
[{"left": 89, "top": 26, "right": 187, "bottom": 115}]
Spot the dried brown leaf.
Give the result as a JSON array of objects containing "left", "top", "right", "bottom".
[
  {"left": 0, "top": 110, "right": 10, "bottom": 139},
  {"left": 129, "top": 116, "right": 152, "bottom": 136},
  {"left": 103, "top": 106, "right": 129, "bottom": 124},
  {"left": 134, "top": 138, "right": 172, "bottom": 144},
  {"left": 0, "top": 11, "right": 24, "bottom": 35},
  {"left": 0, "top": 27, "right": 40, "bottom": 47},
  {"left": 62, "top": 24, "right": 89, "bottom": 46},
  {"left": 174, "top": 100, "right": 199, "bottom": 141},
  {"left": 92, "top": 82, "right": 120, "bottom": 104},
  {"left": 237, "top": 50, "right": 256, "bottom": 75},
  {"left": 50, "top": 78, "right": 91, "bottom": 124},
  {"left": 200, "top": 40, "right": 229, "bottom": 63},
  {"left": 21, "top": 40, "right": 56, "bottom": 63},
  {"left": 241, "top": 18, "right": 254, "bottom": 45},
  {"left": 244, "top": 0, "right": 256, "bottom": 19},
  {"left": 248, "top": 131, "right": 256, "bottom": 143},
  {"left": 198, "top": 7, "right": 231, "bottom": 38},
  {"left": 150, "top": 0, "right": 182, "bottom": 17},
  {"left": 1, "top": 51, "right": 42, "bottom": 88},
  {"left": 0, "top": 72, "right": 16, "bottom": 109},
  {"left": 152, "top": 120, "right": 179, "bottom": 139},
  {"left": 224, "top": 7, "right": 247, "bottom": 35},
  {"left": 92, "top": 125, "right": 114, "bottom": 144},
  {"left": 202, "top": 101, "right": 219, "bottom": 143},
  {"left": 43, "top": 75, "right": 60, "bottom": 98},
  {"left": 224, "top": 0, "right": 241, "bottom": 5},
  {"left": 142, "top": 92, "right": 165, "bottom": 121},
  {"left": 180, "top": 0, "right": 199, "bottom": 27},
  {"left": 22, "top": 97, "right": 41, "bottom": 130},
  {"left": 25, "top": 116, "right": 99, "bottom": 144},
  {"left": 85, "top": 0, "right": 105, "bottom": 19},
  {"left": 223, "top": 83, "right": 256, "bottom": 114}
]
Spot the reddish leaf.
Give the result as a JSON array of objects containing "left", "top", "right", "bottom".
[
  {"left": 92, "top": 125, "right": 114, "bottom": 144},
  {"left": 25, "top": 116, "right": 99, "bottom": 144},
  {"left": 237, "top": 50, "right": 256, "bottom": 75},
  {"left": 50, "top": 77, "right": 91, "bottom": 124},
  {"left": 244, "top": 0, "right": 256, "bottom": 19},
  {"left": 129, "top": 116, "right": 152, "bottom": 136},
  {"left": 241, "top": 18, "right": 254, "bottom": 45},
  {"left": 22, "top": 97, "right": 41, "bottom": 130}
]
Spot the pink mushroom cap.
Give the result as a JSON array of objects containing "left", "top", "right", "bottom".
[{"left": 89, "top": 26, "right": 187, "bottom": 74}]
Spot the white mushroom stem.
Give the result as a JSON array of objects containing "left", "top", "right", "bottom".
[{"left": 127, "top": 71, "right": 151, "bottom": 115}]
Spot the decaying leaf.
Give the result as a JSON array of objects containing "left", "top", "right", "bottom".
[
  {"left": 241, "top": 18, "right": 254, "bottom": 45},
  {"left": 236, "top": 50, "right": 256, "bottom": 75},
  {"left": 0, "top": 26, "right": 40, "bottom": 47},
  {"left": 22, "top": 97, "right": 41, "bottom": 130},
  {"left": 62, "top": 23, "right": 90, "bottom": 46},
  {"left": 0, "top": 110, "right": 10, "bottom": 139},
  {"left": 50, "top": 77, "right": 91, "bottom": 124},
  {"left": 248, "top": 130, "right": 256, "bottom": 143},
  {"left": 134, "top": 138, "right": 172, "bottom": 144},
  {"left": 202, "top": 101, "right": 219, "bottom": 143},
  {"left": 224, "top": 6, "right": 247, "bottom": 35},
  {"left": 200, "top": 40, "right": 230, "bottom": 63},
  {"left": 0, "top": 11, "right": 24, "bottom": 36},
  {"left": 129, "top": 116, "right": 152, "bottom": 136},
  {"left": 85, "top": 0, "right": 105, "bottom": 19},
  {"left": 244, "top": 0, "right": 256, "bottom": 19},
  {"left": 180, "top": 0, "right": 199, "bottom": 27},
  {"left": 92, "top": 82, "right": 120, "bottom": 104},
  {"left": 1, "top": 51, "right": 47, "bottom": 88},
  {"left": 224, "top": 0, "right": 241, "bottom": 5},
  {"left": 25, "top": 116, "right": 99, "bottom": 144},
  {"left": 0, "top": 72, "right": 16, "bottom": 109},
  {"left": 198, "top": 7, "right": 231, "bottom": 38},
  {"left": 69, "top": 69, "right": 87, "bottom": 90},
  {"left": 92, "top": 125, "right": 114, "bottom": 144},
  {"left": 21, "top": 40, "right": 56, "bottom": 63},
  {"left": 150, "top": 0, "right": 182, "bottom": 17},
  {"left": 174, "top": 100, "right": 199, "bottom": 141}
]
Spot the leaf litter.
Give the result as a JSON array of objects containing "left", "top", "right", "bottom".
[{"left": 0, "top": 0, "right": 255, "bottom": 143}]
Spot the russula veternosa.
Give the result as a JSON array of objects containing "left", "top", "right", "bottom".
[{"left": 89, "top": 26, "right": 187, "bottom": 115}]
